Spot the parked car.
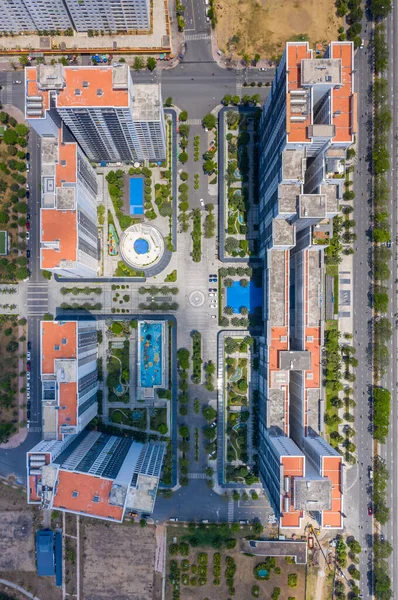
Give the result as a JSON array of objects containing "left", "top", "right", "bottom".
[
  {"left": 26, "top": 153, "right": 30, "bottom": 161},
  {"left": 27, "top": 401, "right": 31, "bottom": 409},
  {"left": 26, "top": 183, "right": 29, "bottom": 191},
  {"left": 26, "top": 163, "right": 30, "bottom": 172},
  {"left": 26, "top": 191, "right": 30, "bottom": 199},
  {"left": 27, "top": 409, "right": 31, "bottom": 420},
  {"left": 26, "top": 222, "right": 30, "bottom": 231},
  {"left": 26, "top": 362, "right": 31, "bottom": 371},
  {"left": 209, "top": 288, "right": 217, "bottom": 292},
  {"left": 200, "top": 198, "right": 205, "bottom": 207},
  {"left": 27, "top": 341, "right": 32, "bottom": 350},
  {"left": 26, "top": 232, "right": 30, "bottom": 240},
  {"left": 26, "top": 372, "right": 31, "bottom": 381},
  {"left": 208, "top": 293, "right": 215, "bottom": 297},
  {"left": 26, "top": 391, "right": 30, "bottom": 400},
  {"left": 210, "top": 274, "right": 217, "bottom": 278},
  {"left": 26, "top": 351, "right": 31, "bottom": 360},
  {"left": 369, "top": 468, "right": 373, "bottom": 480},
  {"left": 169, "top": 517, "right": 179, "bottom": 522},
  {"left": 368, "top": 505, "right": 373, "bottom": 516},
  {"left": 26, "top": 249, "right": 30, "bottom": 259},
  {"left": 26, "top": 382, "right": 30, "bottom": 390},
  {"left": 210, "top": 315, "right": 216, "bottom": 319}
]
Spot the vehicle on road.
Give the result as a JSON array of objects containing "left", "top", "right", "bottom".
[
  {"left": 368, "top": 505, "right": 373, "bottom": 516},
  {"left": 26, "top": 191, "right": 30, "bottom": 199},
  {"left": 26, "top": 163, "right": 30, "bottom": 172},
  {"left": 209, "top": 288, "right": 217, "bottom": 292},
  {"left": 14, "top": 80, "right": 22, "bottom": 84},
  {"left": 26, "top": 153, "right": 30, "bottom": 161},
  {"left": 200, "top": 198, "right": 205, "bottom": 207},
  {"left": 169, "top": 517, "right": 179, "bottom": 522},
  {"left": 26, "top": 222, "right": 30, "bottom": 231},
  {"left": 27, "top": 409, "right": 31, "bottom": 420},
  {"left": 27, "top": 362, "right": 31, "bottom": 371},
  {"left": 26, "top": 183, "right": 29, "bottom": 190},
  {"left": 26, "top": 382, "right": 30, "bottom": 390},
  {"left": 27, "top": 351, "right": 31, "bottom": 360},
  {"left": 26, "top": 249, "right": 30, "bottom": 259},
  {"left": 27, "top": 341, "right": 31, "bottom": 350},
  {"left": 27, "top": 401, "right": 31, "bottom": 409},
  {"left": 26, "top": 213, "right": 30, "bottom": 221},
  {"left": 26, "top": 372, "right": 31, "bottom": 380},
  {"left": 26, "top": 232, "right": 30, "bottom": 240},
  {"left": 369, "top": 468, "right": 373, "bottom": 479},
  {"left": 208, "top": 293, "right": 215, "bottom": 297},
  {"left": 210, "top": 274, "right": 217, "bottom": 278},
  {"left": 27, "top": 391, "right": 30, "bottom": 400},
  {"left": 210, "top": 315, "right": 216, "bottom": 319}
]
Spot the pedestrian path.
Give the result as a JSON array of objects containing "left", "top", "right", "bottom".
[
  {"left": 236, "top": 82, "right": 243, "bottom": 96},
  {"left": 228, "top": 500, "right": 234, "bottom": 523},
  {"left": 184, "top": 33, "right": 211, "bottom": 42},
  {"left": 187, "top": 472, "right": 207, "bottom": 479},
  {"left": 186, "top": 119, "right": 202, "bottom": 125},
  {"left": 27, "top": 283, "right": 48, "bottom": 316}
]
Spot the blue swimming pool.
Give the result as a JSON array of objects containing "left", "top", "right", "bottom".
[
  {"left": 226, "top": 281, "right": 263, "bottom": 314},
  {"left": 134, "top": 238, "right": 149, "bottom": 254},
  {"left": 129, "top": 177, "right": 144, "bottom": 215},
  {"left": 139, "top": 322, "right": 163, "bottom": 387}
]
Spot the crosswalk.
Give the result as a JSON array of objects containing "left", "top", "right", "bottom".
[
  {"left": 27, "top": 282, "right": 48, "bottom": 316},
  {"left": 186, "top": 119, "right": 202, "bottom": 125},
  {"left": 187, "top": 472, "right": 207, "bottom": 479},
  {"left": 236, "top": 82, "right": 243, "bottom": 96},
  {"left": 184, "top": 33, "right": 211, "bottom": 42},
  {"left": 228, "top": 500, "right": 234, "bottom": 523}
]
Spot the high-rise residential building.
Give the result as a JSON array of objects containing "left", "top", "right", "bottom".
[
  {"left": 0, "top": 0, "right": 150, "bottom": 33},
  {"left": 27, "top": 430, "right": 165, "bottom": 520},
  {"left": 258, "top": 41, "right": 356, "bottom": 529},
  {"left": 30, "top": 112, "right": 100, "bottom": 277},
  {"left": 67, "top": 0, "right": 150, "bottom": 32},
  {"left": 28, "top": 319, "right": 165, "bottom": 520},
  {"left": 40, "top": 320, "right": 99, "bottom": 441},
  {"left": 26, "top": 64, "right": 166, "bottom": 164}
]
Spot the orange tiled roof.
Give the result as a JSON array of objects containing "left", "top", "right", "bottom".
[
  {"left": 26, "top": 66, "right": 50, "bottom": 117},
  {"left": 331, "top": 43, "right": 355, "bottom": 143},
  {"left": 286, "top": 44, "right": 311, "bottom": 143},
  {"left": 53, "top": 470, "right": 124, "bottom": 521},
  {"left": 56, "top": 129, "right": 77, "bottom": 187},
  {"left": 57, "top": 67, "right": 129, "bottom": 108},
  {"left": 29, "top": 474, "right": 41, "bottom": 502},
  {"left": 58, "top": 382, "right": 78, "bottom": 435},
  {"left": 41, "top": 209, "right": 77, "bottom": 269},
  {"left": 41, "top": 321, "right": 77, "bottom": 374},
  {"left": 322, "top": 456, "right": 343, "bottom": 527}
]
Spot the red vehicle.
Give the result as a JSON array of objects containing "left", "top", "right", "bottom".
[
  {"left": 368, "top": 505, "right": 373, "bottom": 516},
  {"left": 26, "top": 362, "right": 31, "bottom": 371},
  {"left": 26, "top": 222, "right": 30, "bottom": 230}
]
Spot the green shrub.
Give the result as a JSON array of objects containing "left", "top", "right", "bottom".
[{"left": 288, "top": 573, "right": 298, "bottom": 588}]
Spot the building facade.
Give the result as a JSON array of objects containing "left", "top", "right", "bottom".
[
  {"left": 258, "top": 41, "right": 356, "bottom": 529},
  {"left": 0, "top": 0, "right": 150, "bottom": 33},
  {"left": 26, "top": 64, "right": 166, "bottom": 164}
]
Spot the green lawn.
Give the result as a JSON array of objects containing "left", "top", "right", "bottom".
[
  {"left": 0, "top": 231, "right": 7, "bottom": 255},
  {"left": 150, "top": 407, "right": 167, "bottom": 431}
]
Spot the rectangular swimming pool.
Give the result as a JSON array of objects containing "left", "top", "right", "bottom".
[
  {"left": 139, "top": 321, "right": 163, "bottom": 388},
  {"left": 129, "top": 177, "right": 144, "bottom": 215},
  {"left": 226, "top": 281, "right": 263, "bottom": 314}
]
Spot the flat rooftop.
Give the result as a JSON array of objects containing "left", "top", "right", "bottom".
[
  {"left": 278, "top": 184, "right": 300, "bottom": 215},
  {"left": 294, "top": 477, "right": 332, "bottom": 511},
  {"left": 240, "top": 539, "right": 307, "bottom": 564},
  {"left": 299, "top": 194, "right": 326, "bottom": 219},
  {"left": 41, "top": 321, "right": 77, "bottom": 375},
  {"left": 307, "top": 251, "right": 323, "bottom": 327},
  {"left": 268, "top": 250, "right": 287, "bottom": 327},
  {"left": 272, "top": 219, "right": 295, "bottom": 247},
  {"left": 57, "top": 66, "right": 130, "bottom": 108},
  {"left": 282, "top": 150, "right": 305, "bottom": 181},
  {"left": 267, "top": 388, "right": 287, "bottom": 430},
  {"left": 132, "top": 84, "right": 162, "bottom": 121},
  {"left": 301, "top": 58, "right": 342, "bottom": 86},
  {"left": 321, "top": 183, "right": 339, "bottom": 215},
  {"left": 279, "top": 350, "right": 311, "bottom": 371}
]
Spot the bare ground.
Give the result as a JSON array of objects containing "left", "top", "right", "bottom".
[
  {"left": 215, "top": 0, "right": 343, "bottom": 60},
  {"left": 0, "top": 512, "right": 35, "bottom": 571},
  {"left": 82, "top": 520, "right": 157, "bottom": 600}
]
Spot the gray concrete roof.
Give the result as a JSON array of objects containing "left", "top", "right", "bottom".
[
  {"left": 278, "top": 184, "right": 300, "bottom": 215},
  {"left": 268, "top": 250, "right": 287, "bottom": 326},
  {"left": 307, "top": 251, "right": 323, "bottom": 327},
  {"left": 37, "top": 64, "right": 64, "bottom": 90},
  {"left": 279, "top": 351, "right": 312, "bottom": 371},
  {"left": 306, "top": 388, "right": 321, "bottom": 433},
  {"left": 272, "top": 219, "right": 295, "bottom": 247},
  {"left": 282, "top": 149, "right": 305, "bottom": 181},
  {"left": 308, "top": 124, "right": 336, "bottom": 139},
  {"left": 320, "top": 183, "right": 339, "bottom": 216},
  {"left": 299, "top": 194, "right": 326, "bottom": 219},
  {"left": 293, "top": 477, "right": 332, "bottom": 511},
  {"left": 56, "top": 187, "right": 75, "bottom": 210},
  {"left": 267, "top": 389, "right": 287, "bottom": 430},
  {"left": 132, "top": 84, "right": 163, "bottom": 121},
  {"left": 112, "top": 64, "right": 129, "bottom": 89},
  {"left": 301, "top": 58, "right": 342, "bottom": 85},
  {"left": 240, "top": 539, "right": 307, "bottom": 564}
]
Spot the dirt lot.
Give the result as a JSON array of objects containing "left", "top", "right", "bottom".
[
  {"left": 165, "top": 536, "right": 306, "bottom": 600},
  {"left": 0, "top": 511, "right": 34, "bottom": 571},
  {"left": 215, "top": 0, "right": 342, "bottom": 60},
  {"left": 82, "top": 520, "right": 157, "bottom": 600}
]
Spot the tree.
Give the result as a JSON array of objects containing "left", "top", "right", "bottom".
[
  {"left": 15, "top": 267, "right": 29, "bottom": 280},
  {"left": 222, "top": 94, "right": 232, "bottom": 105},
  {"left": 19, "top": 55, "right": 29, "bottom": 66},
  {"left": 133, "top": 56, "right": 144, "bottom": 71},
  {"left": 202, "top": 113, "right": 217, "bottom": 130},
  {"left": 0, "top": 112, "right": 8, "bottom": 124},
  {"left": 15, "top": 123, "right": 28, "bottom": 137},
  {"left": 14, "top": 202, "right": 28, "bottom": 213},
  {"left": 3, "top": 129, "right": 17, "bottom": 145},
  {"left": 232, "top": 95, "right": 240, "bottom": 105},
  {"left": 203, "top": 159, "right": 216, "bottom": 174},
  {"left": 179, "top": 151, "right": 188, "bottom": 164},
  {"left": 165, "top": 97, "right": 173, "bottom": 107},
  {"left": 203, "top": 405, "right": 217, "bottom": 421},
  {"left": 146, "top": 56, "right": 156, "bottom": 71},
  {"left": 179, "top": 110, "right": 188, "bottom": 121},
  {"left": 252, "top": 521, "right": 263, "bottom": 535},
  {"left": 179, "top": 425, "right": 189, "bottom": 438},
  {"left": 0, "top": 212, "right": 8, "bottom": 224},
  {"left": 347, "top": 539, "right": 362, "bottom": 555},
  {"left": 225, "top": 237, "right": 239, "bottom": 254}
]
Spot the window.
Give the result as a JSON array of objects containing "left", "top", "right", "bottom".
[{"left": 72, "top": 490, "right": 79, "bottom": 498}]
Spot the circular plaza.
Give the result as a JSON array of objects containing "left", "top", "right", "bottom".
[{"left": 119, "top": 223, "right": 165, "bottom": 270}]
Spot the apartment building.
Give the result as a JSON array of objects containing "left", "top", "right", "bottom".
[
  {"left": 26, "top": 64, "right": 166, "bottom": 164},
  {"left": 258, "top": 41, "right": 356, "bottom": 529},
  {"left": 40, "top": 320, "right": 99, "bottom": 441},
  {"left": 27, "top": 430, "right": 165, "bottom": 520},
  {"left": 0, "top": 0, "right": 150, "bottom": 33},
  {"left": 28, "top": 319, "right": 165, "bottom": 520}
]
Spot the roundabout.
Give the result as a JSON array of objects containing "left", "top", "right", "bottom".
[{"left": 119, "top": 223, "right": 165, "bottom": 270}]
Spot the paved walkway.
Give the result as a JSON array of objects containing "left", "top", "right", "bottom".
[{"left": 0, "top": 579, "right": 41, "bottom": 600}]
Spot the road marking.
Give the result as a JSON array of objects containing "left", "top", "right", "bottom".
[
  {"left": 184, "top": 33, "right": 211, "bottom": 41},
  {"left": 186, "top": 119, "right": 202, "bottom": 125},
  {"left": 187, "top": 472, "right": 207, "bottom": 479},
  {"left": 227, "top": 500, "right": 234, "bottom": 523}
]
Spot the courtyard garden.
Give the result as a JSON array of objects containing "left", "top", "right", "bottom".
[
  {"left": 106, "top": 340, "right": 130, "bottom": 404},
  {"left": 110, "top": 407, "right": 147, "bottom": 429},
  {"left": 223, "top": 109, "right": 260, "bottom": 259},
  {"left": 166, "top": 526, "right": 305, "bottom": 600}
]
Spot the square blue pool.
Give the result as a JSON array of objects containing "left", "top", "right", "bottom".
[
  {"left": 129, "top": 177, "right": 144, "bottom": 215},
  {"left": 226, "top": 281, "right": 263, "bottom": 314}
]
